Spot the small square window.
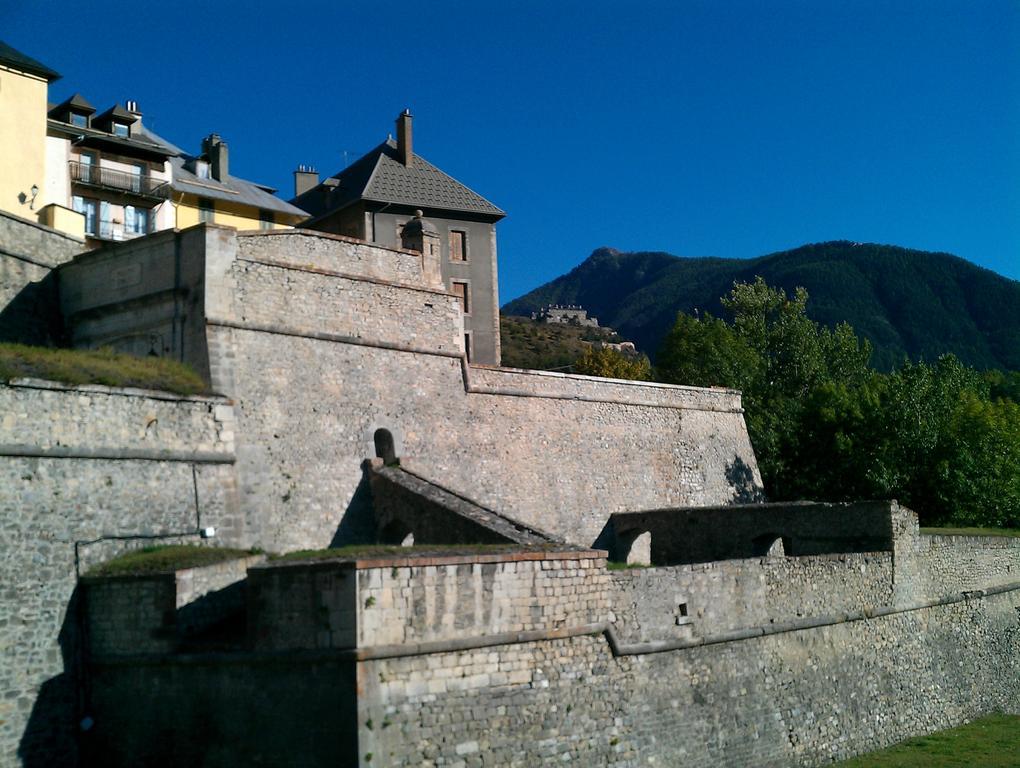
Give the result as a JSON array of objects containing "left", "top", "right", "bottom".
[
  {"left": 112, "top": 122, "right": 129, "bottom": 137},
  {"left": 260, "top": 210, "right": 274, "bottom": 230},
  {"left": 449, "top": 230, "right": 467, "bottom": 261},
  {"left": 198, "top": 198, "right": 214, "bottom": 223},
  {"left": 70, "top": 113, "right": 88, "bottom": 128},
  {"left": 451, "top": 281, "right": 469, "bottom": 314}
]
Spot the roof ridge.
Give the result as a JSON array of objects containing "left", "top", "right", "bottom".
[{"left": 359, "top": 141, "right": 388, "bottom": 201}]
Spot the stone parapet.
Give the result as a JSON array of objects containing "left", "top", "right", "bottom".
[
  {"left": 238, "top": 229, "right": 426, "bottom": 285},
  {"left": 248, "top": 550, "right": 608, "bottom": 652}
]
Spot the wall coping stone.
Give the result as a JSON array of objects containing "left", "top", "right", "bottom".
[
  {"left": 472, "top": 362, "right": 741, "bottom": 396},
  {"left": 922, "top": 533, "right": 1020, "bottom": 547},
  {"left": 255, "top": 548, "right": 607, "bottom": 573},
  {"left": 4, "top": 377, "right": 233, "bottom": 403}
]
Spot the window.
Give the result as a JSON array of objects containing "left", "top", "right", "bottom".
[
  {"left": 451, "top": 281, "right": 469, "bottom": 314},
  {"left": 130, "top": 163, "right": 145, "bottom": 194},
  {"left": 112, "top": 122, "right": 129, "bottom": 137},
  {"left": 124, "top": 205, "right": 149, "bottom": 235},
  {"left": 449, "top": 229, "right": 467, "bottom": 261},
  {"left": 70, "top": 113, "right": 88, "bottom": 128},
  {"left": 72, "top": 196, "right": 98, "bottom": 235},
  {"left": 79, "top": 152, "right": 96, "bottom": 183},
  {"left": 259, "top": 210, "right": 274, "bottom": 230},
  {"left": 464, "top": 332, "right": 472, "bottom": 362},
  {"left": 198, "top": 198, "right": 214, "bottom": 223},
  {"left": 194, "top": 160, "right": 210, "bottom": 179}
]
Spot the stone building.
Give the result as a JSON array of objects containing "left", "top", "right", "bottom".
[
  {"left": 533, "top": 304, "right": 600, "bottom": 327},
  {"left": 290, "top": 110, "right": 505, "bottom": 364}
]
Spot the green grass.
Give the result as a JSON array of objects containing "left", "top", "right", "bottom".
[
  {"left": 921, "top": 527, "right": 1020, "bottom": 538},
  {"left": 836, "top": 714, "right": 1020, "bottom": 767},
  {"left": 606, "top": 561, "right": 650, "bottom": 571},
  {"left": 86, "top": 545, "right": 258, "bottom": 577},
  {"left": 271, "top": 542, "right": 563, "bottom": 563},
  {"left": 0, "top": 343, "right": 209, "bottom": 395}
]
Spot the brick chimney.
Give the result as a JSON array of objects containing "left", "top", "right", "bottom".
[
  {"left": 202, "top": 134, "right": 229, "bottom": 181},
  {"left": 293, "top": 164, "right": 319, "bottom": 197},
  {"left": 396, "top": 109, "right": 413, "bottom": 167}
]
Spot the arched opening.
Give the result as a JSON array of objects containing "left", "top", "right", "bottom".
[
  {"left": 615, "top": 528, "right": 651, "bottom": 567},
  {"left": 753, "top": 533, "right": 790, "bottom": 558},
  {"left": 379, "top": 519, "right": 414, "bottom": 547},
  {"left": 373, "top": 428, "right": 397, "bottom": 466}
]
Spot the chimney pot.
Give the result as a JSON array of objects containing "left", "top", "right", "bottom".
[{"left": 293, "top": 165, "right": 320, "bottom": 197}]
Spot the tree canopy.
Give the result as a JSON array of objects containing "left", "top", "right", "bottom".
[{"left": 655, "top": 278, "right": 1020, "bottom": 528}]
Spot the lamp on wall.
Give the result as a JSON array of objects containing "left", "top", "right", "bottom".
[{"left": 29, "top": 185, "right": 39, "bottom": 210}]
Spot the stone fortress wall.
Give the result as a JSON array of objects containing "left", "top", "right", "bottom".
[
  {"left": 82, "top": 505, "right": 1020, "bottom": 767},
  {"left": 2, "top": 217, "right": 1019, "bottom": 766},
  {"left": 0, "top": 378, "right": 239, "bottom": 766},
  {"left": 57, "top": 225, "right": 762, "bottom": 554}
]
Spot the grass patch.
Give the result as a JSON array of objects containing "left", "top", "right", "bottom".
[
  {"left": 607, "top": 561, "right": 651, "bottom": 570},
  {"left": 836, "top": 714, "right": 1020, "bottom": 767},
  {"left": 921, "top": 527, "right": 1020, "bottom": 539},
  {"left": 0, "top": 343, "right": 209, "bottom": 395},
  {"left": 86, "top": 545, "right": 258, "bottom": 577},
  {"left": 271, "top": 542, "right": 563, "bottom": 563}
]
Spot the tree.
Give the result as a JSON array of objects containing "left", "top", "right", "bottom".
[
  {"left": 656, "top": 312, "right": 758, "bottom": 390},
  {"left": 574, "top": 346, "right": 651, "bottom": 381}
]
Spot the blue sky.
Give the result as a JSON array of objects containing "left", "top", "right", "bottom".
[{"left": 5, "top": 0, "right": 1018, "bottom": 302}]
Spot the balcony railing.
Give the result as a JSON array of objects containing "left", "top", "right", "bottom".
[
  {"left": 69, "top": 161, "right": 171, "bottom": 200},
  {"left": 90, "top": 219, "right": 154, "bottom": 242}
]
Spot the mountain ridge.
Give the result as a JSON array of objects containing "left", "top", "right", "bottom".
[{"left": 502, "top": 241, "right": 1020, "bottom": 371}]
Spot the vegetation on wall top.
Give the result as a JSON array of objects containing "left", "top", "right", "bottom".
[{"left": 0, "top": 343, "right": 209, "bottom": 395}]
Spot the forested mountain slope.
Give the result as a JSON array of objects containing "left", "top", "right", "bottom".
[{"left": 503, "top": 242, "right": 1020, "bottom": 371}]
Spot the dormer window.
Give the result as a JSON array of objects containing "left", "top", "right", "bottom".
[
  {"left": 112, "top": 122, "right": 129, "bottom": 137},
  {"left": 70, "top": 113, "right": 88, "bottom": 128},
  {"left": 194, "top": 160, "right": 210, "bottom": 179}
]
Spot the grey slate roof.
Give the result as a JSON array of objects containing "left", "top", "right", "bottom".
[
  {"left": 136, "top": 125, "right": 307, "bottom": 218},
  {"left": 0, "top": 41, "right": 60, "bottom": 82},
  {"left": 292, "top": 139, "right": 504, "bottom": 220},
  {"left": 48, "top": 120, "right": 173, "bottom": 162}
]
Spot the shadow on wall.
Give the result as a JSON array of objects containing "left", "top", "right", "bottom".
[
  {"left": 0, "top": 272, "right": 66, "bottom": 346},
  {"left": 726, "top": 457, "right": 766, "bottom": 504},
  {"left": 18, "top": 585, "right": 81, "bottom": 768},
  {"left": 328, "top": 461, "right": 378, "bottom": 548}
]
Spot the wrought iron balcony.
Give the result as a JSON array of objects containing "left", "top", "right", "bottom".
[
  {"left": 90, "top": 219, "right": 154, "bottom": 242},
  {"left": 69, "top": 161, "right": 171, "bottom": 200}
]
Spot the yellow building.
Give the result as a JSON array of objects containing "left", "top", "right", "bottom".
[
  {"left": 1, "top": 40, "right": 305, "bottom": 243},
  {"left": 0, "top": 41, "right": 69, "bottom": 227}
]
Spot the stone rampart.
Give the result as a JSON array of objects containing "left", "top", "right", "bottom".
[
  {"left": 80, "top": 525, "right": 1020, "bottom": 767},
  {"left": 0, "top": 379, "right": 241, "bottom": 767},
  {"left": 917, "top": 532, "right": 1020, "bottom": 595},
  {"left": 56, "top": 226, "right": 763, "bottom": 553},
  {"left": 0, "top": 210, "right": 83, "bottom": 345},
  {"left": 610, "top": 551, "right": 894, "bottom": 643}
]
